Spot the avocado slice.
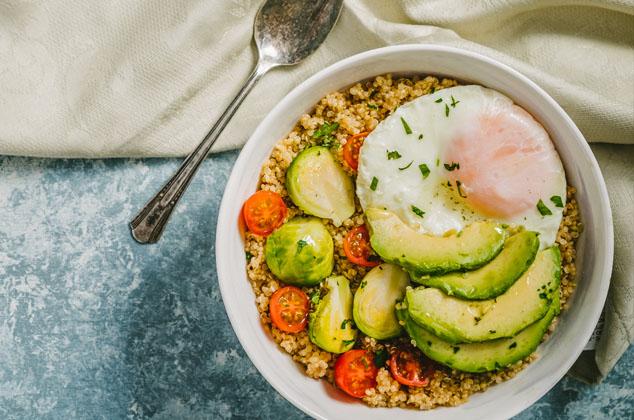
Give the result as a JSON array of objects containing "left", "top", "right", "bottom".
[
  {"left": 286, "top": 146, "right": 355, "bottom": 226},
  {"left": 353, "top": 263, "right": 409, "bottom": 340},
  {"left": 406, "top": 247, "right": 561, "bottom": 343},
  {"left": 365, "top": 208, "right": 506, "bottom": 276},
  {"left": 396, "top": 294, "right": 560, "bottom": 372},
  {"left": 309, "top": 276, "right": 358, "bottom": 353},
  {"left": 411, "top": 231, "right": 540, "bottom": 300}
]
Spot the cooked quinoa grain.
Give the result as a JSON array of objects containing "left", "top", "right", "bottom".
[{"left": 244, "top": 74, "right": 581, "bottom": 409}]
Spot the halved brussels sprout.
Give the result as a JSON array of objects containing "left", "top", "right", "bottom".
[
  {"left": 286, "top": 146, "right": 355, "bottom": 226},
  {"left": 309, "top": 276, "right": 357, "bottom": 353},
  {"left": 353, "top": 263, "right": 409, "bottom": 340},
  {"left": 265, "top": 217, "right": 334, "bottom": 286}
]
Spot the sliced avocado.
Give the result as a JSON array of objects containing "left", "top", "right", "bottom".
[
  {"left": 411, "top": 231, "right": 540, "bottom": 300},
  {"left": 406, "top": 247, "right": 561, "bottom": 343},
  {"left": 353, "top": 263, "right": 410, "bottom": 340},
  {"left": 286, "top": 146, "right": 355, "bottom": 226},
  {"left": 396, "top": 294, "right": 560, "bottom": 372},
  {"left": 365, "top": 208, "right": 506, "bottom": 276},
  {"left": 309, "top": 276, "right": 358, "bottom": 353}
]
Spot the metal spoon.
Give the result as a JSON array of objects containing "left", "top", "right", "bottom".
[{"left": 130, "top": 0, "right": 343, "bottom": 243}]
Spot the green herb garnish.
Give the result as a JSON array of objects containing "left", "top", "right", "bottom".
[
  {"left": 313, "top": 122, "right": 339, "bottom": 139},
  {"left": 453, "top": 346, "right": 460, "bottom": 353},
  {"left": 550, "top": 195, "right": 564, "bottom": 208},
  {"left": 309, "top": 290, "right": 320, "bottom": 305},
  {"left": 444, "top": 162, "right": 460, "bottom": 171},
  {"left": 501, "top": 224, "right": 509, "bottom": 229},
  {"left": 435, "top": 98, "right": 443, "bottom": 103},
  {"left": 360, "top": 280, "right": 367, "bottom": 289},
  {"left": 430, "top": 87, "right": 436, "bottom": 93},
  {"left": 537, "top": 199, "right": 552, "bottom": 216},
  {"left": 343, "top": 339, "right": 356, "bottom": 346},
  {"left": 509, "top": 342, "right": 517, "bottom": 349},
  {"left": 436, "top": 158, "right": 440, "bottom": 167},
  {"left": 367, "top": 104, "right": 378, "bottom": 110},
  {"left": 456, "top": 180, "right": 467, "bottom": 198},
  {"left": 245, "top": 251, "right": 252, "bottom": 262},
  {"left": 387, "top": 150, "right": 402, "bottom": 160},
  {"left": 341, "top": 319, "right": 353, "bottom": 329},
  {"left": 418, "top": 134, "right": 423, "bottom": 140},
  {"left": 400, "top": 117, "right": 412, "bottom": 134},
  {"left": 412, "top": 205, "right": 425, "bottom": 218},
  {"left": 370, "top": 176, "right": 379, "bottom": 191},
  {"left": 321, "top": 136, "right": 335, "bottom": 147},
  {"left": 457, "top": 231, "right": 463, "bottom": 237},
  {"left": 369, "top": 90, "right": 379, "bottom": 98},
  {"left": 373, "top": 349, "right": 388, "bottom": 368},
  {"left": 445, "top": 104, "right": 450, "bottom": 117},
  {"left": 361, "top": 357, "right": 369, "bottom": 370},
  {"left": 450, "top": 95, "right": 460, "bottom": 108},
  {"left": 489, "top": 330, "right": 496, "bottom": 334},
  {"left": 399, "top": 161, "right": 414, "bottom": 170},
  {"left": 419, "top": 164, "right": 430, "bottom": 179},
  {"left": 297, "top": 239, "right": 308, "bottom": 253}
]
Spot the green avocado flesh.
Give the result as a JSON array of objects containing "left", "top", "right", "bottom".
[
  {"left": 411, "top": 231, "right": 540, "bottom": 300},
  {"left": 406, "top": 247, "right": 561, "bottom": 343},
  {"left": 353, "top": 263, "right": 409, "bottom": 340},
  {"left": 365, "top": 208, "right": 506, "bottom": 276},
  {"left": 396, "top": 294, "right": 560, "bottom": 372},
  {"left": 286, "top": 146, "right": 355, "bottom": 226},
  {"left": 309, "top": 276, "right": 357, "bottom": 353}
]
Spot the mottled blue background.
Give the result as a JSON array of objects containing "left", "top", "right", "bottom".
[{"left": 0, "top": 152, "right": 631, "bottom": 419}]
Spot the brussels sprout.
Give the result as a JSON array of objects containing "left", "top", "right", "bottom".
[
  {"left": 265, "top": 217, "right": 334, "bottom": 286},
  {"left": 309, "top": 276, "right": 357, "bottom": 353},
  {"left": 353, "top": 263, "right": 409, "bottom": 340},
  {"left": 286, "top": 146, "right": 355, "bottom": 226}
]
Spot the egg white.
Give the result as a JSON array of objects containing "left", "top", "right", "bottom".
[{"left": 356, "top": 85, "right": 566, "bottom": 248}]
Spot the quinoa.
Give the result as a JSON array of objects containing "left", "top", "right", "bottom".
[{"left": 244, "top": 74, "right": 582, "bottom": 409}]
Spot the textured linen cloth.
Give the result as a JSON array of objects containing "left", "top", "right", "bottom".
[{"left": 1, "top": 0, "right": 632, "bottom": 383}]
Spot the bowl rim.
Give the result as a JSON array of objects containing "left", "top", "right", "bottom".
[{"left": 216, "top": 44, "right": 613, "bottom": 420}]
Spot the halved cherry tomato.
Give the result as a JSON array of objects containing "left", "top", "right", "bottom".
[
  {"left": 243, "top": 190, "right": 287, "bottom": 236},
  {"left": 390, "top": 349, "right": 436, "bottom": 387},
  {"left": 334, "top": 349, "right": 378, "bottom": 398},
  {"left": 343, "top": 131, "right": 370, "bottom": 171},
  {"left": 269, "top": 286, "right": 310, "bottom": 333},
  {"left": 343, "top": 225, "right": 381, "bottom": 267}
]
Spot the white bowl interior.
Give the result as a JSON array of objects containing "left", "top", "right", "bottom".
[{"left": 216, "top": 45, "right": 613, "bottom": 420}]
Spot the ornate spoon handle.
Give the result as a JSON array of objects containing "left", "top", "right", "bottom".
[{"left": 130, "top": 61, "right": 273, "bottom": 243}]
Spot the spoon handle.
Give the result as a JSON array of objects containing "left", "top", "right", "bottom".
[{"left": 130, "top": 61, "right": 274, "bottom": 243}]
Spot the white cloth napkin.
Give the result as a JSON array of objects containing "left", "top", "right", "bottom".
[{"left": 1, "top": 0, "right": 632, "bottom": 382}]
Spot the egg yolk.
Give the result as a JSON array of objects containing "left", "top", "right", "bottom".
[{"left": 444, "top": 104, "right": 561, "bottom": 218}]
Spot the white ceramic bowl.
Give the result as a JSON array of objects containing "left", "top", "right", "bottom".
[{"left": 216, "top": 45, "right": 613, "bottom": 420}]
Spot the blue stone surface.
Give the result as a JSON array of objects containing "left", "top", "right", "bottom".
[{"left": 0, "top": 152, "right": 631, "bottom": 419}]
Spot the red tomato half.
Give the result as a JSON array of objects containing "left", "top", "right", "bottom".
[
  {"left": 343, "top": 225, "right": 381, "bottom": 267},
  {"left": 390, "top": 349, "right": 436, "bottom": 387},
  {"left": 335, "top": 349, "right": 378, "bottom": 398},
  {"left": 243, "top": 190, "right": 287, "bottom": 236},
  {"left": 269, "top": 286, "right": 310, "bottom": 333},
  {"left": 343, "top": 131, "right": 370, "bottom": 171}
]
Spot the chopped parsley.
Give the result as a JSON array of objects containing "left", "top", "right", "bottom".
[
  {"left": 400, "top": 117, "right": 412, "bottom": 134},
  {"left": 245, "top": 251, "right": 252, "bottom": 262},
  {"left": 341, "top": 319, "right": 353, "bottom": 329},
  {"left": 456, "top": 180, "right": 467, "bottom": 198},
  {"left": 361, "top": 357, "right": 369, "bottom": 370},
  {"left": 411, "top": 205, "right": 425, "bottom": 218},
  {"left": 360, "top": 280, "right": 367, "bottom": 289},
  {"left": 474, "top": 316, "right": 481, "bottom": 324},
  {"left": 387, "top": 150, "right": 402, "bottom": 160},
  {"left": 313, "top": 122, "right": 338, "bottom": 139},
  {"left": 457, "top": 231, "right": 463, "bottom": 237},
  {"left": 430, "top": 87, "right": 436, "bottom": 93},
  {"left": 419, "top": 164, "right": 430, "bottom": 179},
  {"left": 321, "top": 136, "right": 335, "bottom": 147},
  {"left": 489, "top": 330, "right": 496, "bottom": 334},
  {"left": 444, "top": 162, "right": 460, "bottom": 171},
  {"left": 450, "top": 95, "right": 460, "bottom": 108},
  {"left": 370, "top": 176, "right": 379, "bottom": 191},
  {"left": 399, "top": 161, "right": 414, "bottom": 170},
  {"left": 418, "top": 134, "right": 424, "bottom": 140},
  {"left": 445, "top": 104, "right": 450, "bottom": 117},
  {"left": 436, "top": 158, "right": 440, "bottom": 167},
  {"left": 373, "top": 349, "right": 388, "bottom": 368},
  {"left": 435, "top": 98, "right": 443, "bottom": 103},
  {"left": 539, "top": 292, "right": 548, "bottom": 299},
  {"left": 550, "top": 195, "right": 564, "bottom": 208},
  {"left": 297, "top": 239, "right": 308, "bottom": 253},
  {"left": 453, "top": 346, "right": 460, "bottom": 354},
  {"left": 537, "top": 199, "right": 553, "bottom": 216},
  {"left": 509, "top": 342, "right": 517, "bottom": 349},
  {"left": 501, "top": 223, "right": 509, "bottom": 229},
  {"left": 367, "top": 104, "right": 378, "bottom": 110},
  {"left": 342, "top": 339, "right": 356, "bottom": 346},
  {"left": 369, "top": 90, "right": 379, "bottom": 98},
  {"left": 309, "top": 290, "right": 320, "bottom": 305}
]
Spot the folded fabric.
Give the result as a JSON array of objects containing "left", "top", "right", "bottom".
[{"left": 0, "top": 0, "right": 632, "bottom": 383}]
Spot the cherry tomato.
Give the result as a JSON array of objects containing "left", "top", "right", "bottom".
[
  {"left": 343, "top": 131, "right": 370, "bottom": 171},
  {"left": 390, "top": 349, "right": 436, "bottom": 387},
  {"left": 343, "top": 225, "right": 381, "bottom": 267},
  {"left": 269, "top": 286, "right": 310, "bottom": 333},
  {"left": 243, "top": 190, "right": 287, "bottom": 236},
  {"left": 334, "top": 349, "right": 378, "bottom": 398}
]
